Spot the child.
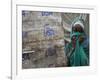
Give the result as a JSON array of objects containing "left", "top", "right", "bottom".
[{"left": 65, "top": 18, "right": 89, "bottom": 66}]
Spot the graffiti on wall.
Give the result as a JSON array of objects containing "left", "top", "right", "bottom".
[
  {"left": 41, "top": 12, "right": 53, "bottom": 16},
  {"left": 44, "top": 24, "right": 55, "bottom": 37}
]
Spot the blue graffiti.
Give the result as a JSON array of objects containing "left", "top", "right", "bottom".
[
  {"left": 22, "top": 31, "right": 28, "bottom": 38},
  {"left": 41, "top": 12, "right": 53, "bottom": 16},
  {"left": 22, "top": 11, "right": 29, "bottom": 16},
  {"left": 46, "top": 28, "right": 55, "bottom": 36},
  {"left": 44, "top": 24, "right": 55, "bottom": 37},
  {"left": 22, "top": 11, "right": 26, "bottom": 16}
]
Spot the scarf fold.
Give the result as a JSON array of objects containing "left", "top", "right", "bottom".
[{"left": 69, "top": 32, "right": 89, "bottom": 66}]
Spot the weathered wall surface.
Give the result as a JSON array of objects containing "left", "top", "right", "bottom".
[{"left": 22, "top": 11, "right": 66, "bottom": 68}]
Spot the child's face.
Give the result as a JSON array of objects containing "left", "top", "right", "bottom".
[
  {"left": 72, "top": 24, "right": 84, "bottom": 33},
  {"left": 72, "top": 24, "right": 84, "bottom": 48}
]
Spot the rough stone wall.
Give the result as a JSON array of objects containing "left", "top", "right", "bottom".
[{"left": 22, "top": 11, "right": 66, "bottom": 69}]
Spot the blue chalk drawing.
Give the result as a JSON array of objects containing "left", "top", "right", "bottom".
[
  {"left": 22, "top": 31, "right": 27, "bottom": 38},
  {"left": 41, "top": 12, "right": 53, "bottom": 16},
  {"left": 22, "top": 11, "right": 26, "bottom": 16},
  {"left": 46, "top": 28, "right": 55, "bottom": 36},
  {"left": 22, "top": 11, "right": 29, "bottom": 16},
  {"left": 44, "top": 24, "right": 55, "bottom": 37}
]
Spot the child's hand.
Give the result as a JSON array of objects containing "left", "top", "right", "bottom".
[{"left": 79, "top": 36, "right": 84, "bottom": 43}]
